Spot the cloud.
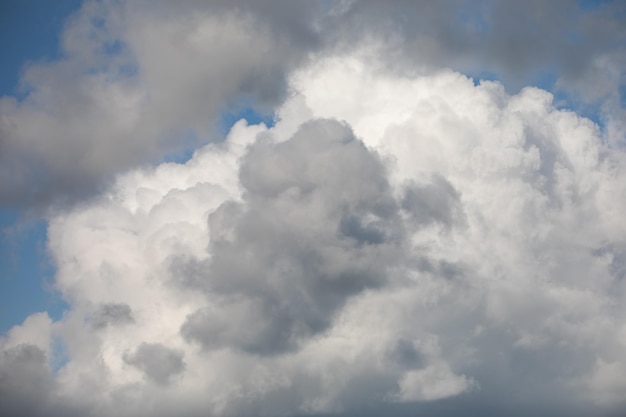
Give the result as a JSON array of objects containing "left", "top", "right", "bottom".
[
  {"left": 179, "top": 119, "right": 405, "bottom": 355},
  {"left": 2, "top": 0, "right": 625, "bottom": 209},
  {"left": 0, "top": 344, "right": 54, "bottom": 417},
  {"left": 1, "top": 1, "right": 626, "bottom": 416},
  {"left": 123, "top": 342, "right": 185, "bottom": 386},
  {"left": 2, "top": 52, "right": 626, "bottom": 416},
  {"left": 335, "top": 0, "right": 626, "bottom": 90},
  {"left": 91, "top": 303, "right": 135, "bottom": 329}
]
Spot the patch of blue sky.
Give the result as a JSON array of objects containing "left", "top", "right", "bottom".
[
  {"left": 218, "top": 106, "right": 276, "bottom": 135},
  {"left": 528, "top": 69, "right": 559, "bottom": 92},
  {"left": 162, "top": 106, "right": 275, "bottom": 165},
  {"left": 103, "top": 39, "right": 124, "bottom": 56},
  {"left": 456, "top": 0, "right": 490, "bottom": 34},
  {"left": 161, "top": 130, "right": 203, "bottom": 165},
  {"left": 553, "top": 90, "right": 605, "bottom": 128},
  {"left": 0, "top": 209, "right": 67, "bottom": 334},
  {"left": 101, "top": 38, "right": 140, "bottom": 79},
  {"left": 466, "top": 65, "right": 605, "bottom": 127},
  {"left": 0, "top": 0, "right": 83, "bottom": 97},
  {"left": 576, "top": 0, "right": 617, "bottom": 11},
  {"left": 619, "top": 85, "right": 626, "bottom": 108},
  {"left": 465, "top": 65, "right": 560, "bottom": 95},
  {"left": 461, "top": 0, "right": 619, "bottom": 128},
  {"left": 50, "top": 332, "right": 69, "bottom": 373},
  {"left": 465, "top": 69, "right": 500, "bottom": 87}
]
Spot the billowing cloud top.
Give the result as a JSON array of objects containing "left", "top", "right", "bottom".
[
  {"left": 1, "top": 1, "right": 626, "bottom": 417},
  {"left": 2, "top": 0, "right": 625, "bottom": 208}
]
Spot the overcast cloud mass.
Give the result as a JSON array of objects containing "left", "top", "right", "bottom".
[{"left": 1, "top": 1, "right": 626, "bottom": 416}]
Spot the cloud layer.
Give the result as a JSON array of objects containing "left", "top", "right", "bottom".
[{"left": 2, "top": 53, "right": 626, "bottom": 416}]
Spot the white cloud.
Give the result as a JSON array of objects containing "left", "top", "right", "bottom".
[
  {"left": 2, "top": 52, "right": 626, "bottom": 416},
  {"left": 1, "top": 312, "right": 53, "bottom": 358},
  {"left": 394, "top": 364, "right": 476, "bottom": 402}
]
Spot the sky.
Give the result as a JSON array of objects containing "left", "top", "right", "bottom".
[{"left": 1, "top": 1, "right": 626, "bottom": 416}]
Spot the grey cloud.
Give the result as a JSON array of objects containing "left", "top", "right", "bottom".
[
  {"left": 0, "top": 0, "right": 323, "bottom": 209},
  {"left": 181, "top": 297, "right": 302, "bottom": 356},
  {"left": 338, "top": 213, "right": 387, "bottom": 245},
  {"left": 178, "top": 119, "right": 463, "bottom": 356},
  {"left": 123, "top": 342, "right": 185, "bottom": 386},
  {"left": 388, "top": 338, "right": 425, "bottom": 370},
  {"left": 179, "top": 119, "right": 406, "bottom": 353},
  {"left": 401, "top": 175, "right": 464, "bottom": 228},
  {"left": 90, "top": 303, "right": 134, "bottom": 329},
  {"left": 332, "top": 396, "right": 626, "bottom": 417},
  {"left": 0, "top": 344, "right": 53, "bottom": 417},
  {"left": 335, "top": 0, "right": 626, "bottom": 92}
]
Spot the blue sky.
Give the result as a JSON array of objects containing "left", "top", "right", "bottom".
[
  {"left": 0, "top": 210, "right": 61, "bottom": 333},
  {"left": 1, "top": 2, "right": 625, "bottom": 417},
  {"left": 0, "top": 0, "right": 82, "bottom": 95}
]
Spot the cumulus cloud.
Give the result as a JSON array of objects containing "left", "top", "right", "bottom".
[
  {"left": 1, "top": 0, "right": 625, "bottom": 208},
  {"left": 2, "top": 51, "right": 626, "bottom": 416},
  {"left": 1, "top": 1, "right": 626, "bottom": 416}
]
